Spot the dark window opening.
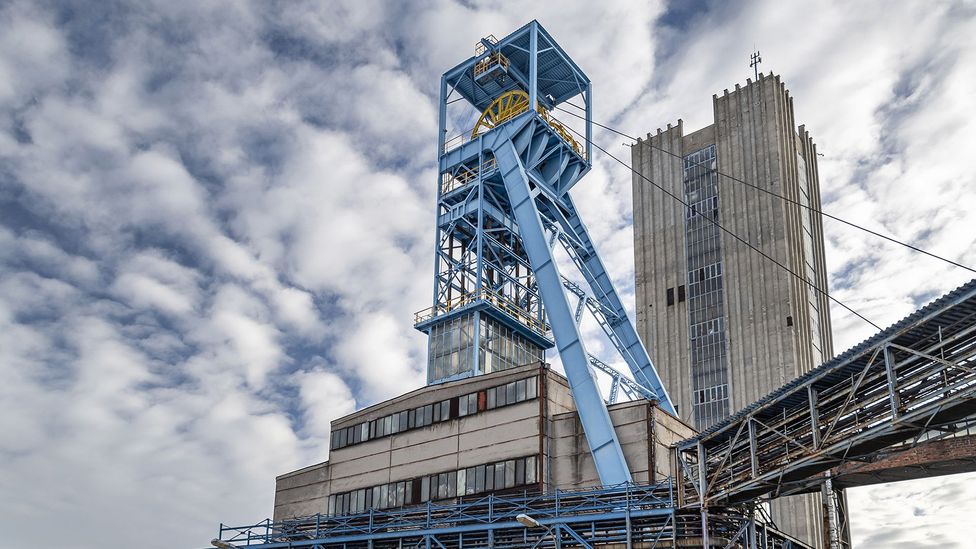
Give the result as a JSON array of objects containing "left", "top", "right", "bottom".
[
  {"left": 666, "top": 287, "right": 675, "bottom": 306},
  {"left": 677, "top": 285, "right": 686, "bottom": 303},
  {"left": 786, "top": 315, "right": 794, "bottom": 327}
]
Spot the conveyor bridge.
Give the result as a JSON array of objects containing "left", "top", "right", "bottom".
[{"left": 674, "top": 279, "right": 976, "bottom": 507}]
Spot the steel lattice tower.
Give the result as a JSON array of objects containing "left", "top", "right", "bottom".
[{"left": 414, "top": 21, "right": 675, "bottom": 486}]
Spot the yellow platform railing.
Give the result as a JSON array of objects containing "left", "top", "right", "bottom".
[
  {"left": 414, "top": 288, "right": 549, "bottom": 337},
  {"left": 441, "top": 158, "right": 497, "bottom": 195},
  {"left": 474, "top": 52, "right": 510, "bottom": 78},
  {"left": 474, "top": 35, "right": 498, "bottom": 56}
]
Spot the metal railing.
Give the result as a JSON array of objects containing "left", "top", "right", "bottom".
[
  {"left": 474, "top": 34, "right": 497, "bottom": 56},
  {"left": 414, "top": 287, "right": 549, "bottom": 337},
  {"left": 444, "top": 109, "right": 584, "bottom": 161},
  {"left": 474, "top": 51, "right": 510, "bottom": 78},
  {"left": 539, "top": 108, "right": 585, "bottom": 159},
  {"left": 213, "top": 480, "right": 810, "bottom": 548},
  {"left": 441, "top": 157, "right": 497, "bottom": 195}
]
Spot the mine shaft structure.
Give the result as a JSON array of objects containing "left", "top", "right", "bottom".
[
  {"left": 413, "top": 21, "right": 674, "bottom": 486},
  {"left": 211, "top": 21, "right": 976, "bottom": 549}
]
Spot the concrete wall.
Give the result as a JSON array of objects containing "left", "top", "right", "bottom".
[
  {"left": 630, "top": 74, "right": 832, "bottom": 548},
  {"left": 549, "top": 401, "right": 695, "bottom": 489}
]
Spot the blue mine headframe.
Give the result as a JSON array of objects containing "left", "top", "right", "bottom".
[{"left": 414, "top": 21, "right": 676, "bottom": 486}]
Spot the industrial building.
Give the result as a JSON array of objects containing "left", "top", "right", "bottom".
[
  {"left": 211, "top": 21, "right": 976, "bottom": 549},
  {"left": 273, "top": 363, "right": 694, "bottom": 520},
  {"left": 631, "top": 75, "right": 832, "bottom": 546}
]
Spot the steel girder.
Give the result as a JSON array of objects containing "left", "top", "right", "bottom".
[
  {"left": 212, "top": 483, "right": 811, "bottom": 549},
  {"left": 492, "top": 130, "right": 632, "bottom": 484},
  {"left": 675, "top": 279, "right": 976, "bottom": 507}
]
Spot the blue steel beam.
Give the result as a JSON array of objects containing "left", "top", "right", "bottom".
[
  {"left": 557, "top": 195, "right": 676, "bottom": 415},
  {"left": 492, "top": 130, "right": 632, "bottom": 485}
]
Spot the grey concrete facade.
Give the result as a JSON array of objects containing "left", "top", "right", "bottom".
[
  {"left": 273, "top": 363, "right": 694, "bottom": 521},
  {"left": 631, "top": 73, "right": 833, "bottom": 547}
]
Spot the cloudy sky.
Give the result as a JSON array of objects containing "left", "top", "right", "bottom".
[{"left": 0, "top": 1, "right": 974, "bottom": 548}]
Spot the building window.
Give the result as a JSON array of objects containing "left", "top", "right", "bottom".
[
  {"left": 786, "top": 315, "right": 794, "bottom": 327},
  {"left": 666, "top": 287, "right": 675, "bottom": 306},
  {"left": 331, "top": 378, "right": 537, "bottom": 450},
  {"left": 326, "top": 455, "right": 542, "bottom": 515},
  {"left": 479, "top": 315, "right": 545, "bottom": 374},
  {"left": 428, "top": 313, "right": 476, "bottom": 383},
  {"left": 683, "top": 144, "right": 731, "bottom": 430}
]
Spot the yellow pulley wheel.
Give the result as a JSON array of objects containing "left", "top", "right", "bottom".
[{"left": 471, "top": 90, "right": 530, "bottom": 138}]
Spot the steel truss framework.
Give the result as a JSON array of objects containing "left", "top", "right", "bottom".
[
  {"left": 215, "top": 483, "right": 810, "bottom": 549},
  {"left": 675, "top": 279, "right": 976, "bottom": 508},
  {"left": 417, "top": 20, "right": 675, "bottom": 485}
]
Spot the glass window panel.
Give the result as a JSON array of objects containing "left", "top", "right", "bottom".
[
  {"left": 526, "top": 377, "right": 537, "bottom": 400},
  {"left": 516, "top": 379, "right": 526, "bottom": 402},
  {"left": 515, "top": 458, "right": 525, "bottom": 485},
  {"left": 525, "top": 456, "right": 537, "bottom": 484},
  {"left": 485, "top": 464, "right": 495, "bottom": 491},
  {"left": 421, "top": 476, "right": 430, "bottom": 501},
  {"left": 438, "top": 473, "right": 448, "bottom": 499},
  {"left": 465, "top": 467, "right": 476, "bottom": 495},
  {"left": 456, "top": 469, "right": 466, "bottom": 496},
  {"left": 475, "top": 465, "right": 485, "bottom": 493},
  {"left": 506, "top": 382, "right": 516, "bottom": 404},
  {"left": 487, "top": 387, "right": 496, "bottom": 409},
  {"left": 504, "top": 460, "right": 515, "bottom": 488},
  {"left": 494, "top": 462, "right": 505, "bottom": 489}
]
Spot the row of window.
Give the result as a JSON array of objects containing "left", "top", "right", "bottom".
[
  {"left": 689, "top": 318, "right": 724, "bottom": 340},
  {"left": 689, "top": 262, "right": 722, "bottom": 284},
  {"left": 686, "top": 195, "right": 719, "bottom": 219},
  {"left": 330, "top": 399, "right": 452, "bottom": 450},
  {"left": 330, "top": 376, "right": 540, "bottom": 450},
  {"left": 457, "top": 376, "right": 539, "bottom": 417},
  {"left": 665, "top": 285, "right": 686, "bottom": 306},
  {"left": 327, "top": 455, "right": 539, "bottom": 516},
  {"left": 693, "top": 383, "right": 729, "bottom": 405},
  {"left": 427, "top": 314, "right": 546, "bottom": 383}
]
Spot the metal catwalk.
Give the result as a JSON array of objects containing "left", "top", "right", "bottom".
[
  {"left": 675, "top": 278, "right": 976, "bottom": 508},
  {"left": 216, "top": 482, "right": 808, "bottom": 549}
]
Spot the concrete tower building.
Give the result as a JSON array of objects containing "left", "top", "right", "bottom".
[{"left": 631, "top": 73, "right": 832, "bottom": 547}]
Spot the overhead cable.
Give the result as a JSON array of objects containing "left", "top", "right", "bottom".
[
  {"left": 556, "top": 119, "right": 882, "bottom": 330},
  {"left": 554, "top": 104, "right": 976, "bottom": 276}
]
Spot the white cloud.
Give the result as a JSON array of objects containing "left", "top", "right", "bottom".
[{"left": 0, "top": 1, "right": 973, "bottom": 548}]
